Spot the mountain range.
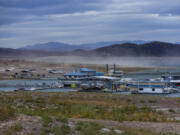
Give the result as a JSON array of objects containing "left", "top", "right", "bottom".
[
  {"left": 88, "top": 41, "right": 180, "bottom": 57},
  {"left": 1, "top": 41, "right": 180, "bottom": 58},
  {"left": 20, "top": 40, "right": 150, "bottom": 52},
  {"left": 0, "top": 48, "right": 62, "bottom": 58}
]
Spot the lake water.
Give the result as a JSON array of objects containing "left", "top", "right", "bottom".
[
  {"left": 0, "top": 79, "right": 74, "bottom": 92},
  {"left": 0, "top": 79, "right": 58, "bottom": 86},
  {"left": 0, "top": 87, "right": 74, "bottom": 92}
]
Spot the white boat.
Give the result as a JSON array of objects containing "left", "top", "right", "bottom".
[
  {"left": 136, "top": 87, "right": 170, "bottom": 94},
  {"left": 130, "top": 81, "right": 172, "bottom": 94},
  {"left": 56, "top": 81, "right": 64, "bottom": 88},
  {"left": 162, "top": 75, "right": 180, "bottom": 87},
  {"left": 30, "top": 87, "right": 36, "bottom": 91}
]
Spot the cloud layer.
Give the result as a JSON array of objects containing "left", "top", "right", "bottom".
[{"left": 0, "top": 0, "right": 180, "bottom": 48}]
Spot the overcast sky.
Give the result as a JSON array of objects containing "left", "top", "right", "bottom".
[{"left": 0, "top": 0, "right": 180, "bottom": 48}]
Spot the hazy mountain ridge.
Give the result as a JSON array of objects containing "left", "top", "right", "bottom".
[
  {"left": 1, "top": 41, "right": 180, "bottom": 58},
  {"left": 19, "top": 42, "right": 82, "bottom": 52},
  {"left": 86, "top": 41, "right": 180, "bottom": 57},
  {"left": 0, "top": 48, "right": 63, "bottom": 58},
  {"left": 19, "top": 40, "right": 151, "bottom": 52}
]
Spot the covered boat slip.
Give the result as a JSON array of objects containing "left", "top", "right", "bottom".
[
  {"left": 82, "top": 76, "right": 121, "bottom": 92},
  {"left": 61, "top": 76, "right": 121, "bottom": 92}
]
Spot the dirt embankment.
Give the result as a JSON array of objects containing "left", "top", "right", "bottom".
[{"left": 1, "top": 115, "right": 180, "bottom": 135}]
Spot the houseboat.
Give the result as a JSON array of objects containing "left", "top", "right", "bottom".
[{"left": 130, "top": 81, "right": 173, "bottom": 94}]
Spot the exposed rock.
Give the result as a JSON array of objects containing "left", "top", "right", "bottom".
[
  {"left": 100, "top": 128, "right": 111, "bottom": 133},
  {"left": 0, "top": 115, "right": 42, "bottom": 135},
  {"left": 70, "top": 118, "right": 180, "bottom": 134},
  {"left": 114, "top": 129, "right": 123, "bottom": 134},
  {"left": 68, "top": 121, "right": 76, "bottom": 130},
  {"left": 174, "top": 117, "right": 180, "bottom": 121}
]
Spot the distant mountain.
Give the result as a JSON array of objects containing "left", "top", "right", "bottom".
[
  {"left": 81, "top": 40, "right": 151, "bottom": 49},
  {"left": 19, "top": 42, "right": 83, "bottom": 52},
  {"left": 3, "top": 41, "right": 180, "bottom": 58},
  {"left": 20, "top": 40, "right": 151, "bottom": 52},
  {"left": 0, "top": 48, "right": 62, "bottom": 58},
  {"left": 175, "top": 42, "right": 180, "bottom": 44},
  {"left": 71, "top": 41, "right": 180, "bottom": 57}
]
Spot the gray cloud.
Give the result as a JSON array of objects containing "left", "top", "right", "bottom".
[{"left": 0, "top": 0, "right": 180, "bottom": 48}]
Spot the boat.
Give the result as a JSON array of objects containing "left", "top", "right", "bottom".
[
  {"left": 14, "top": 88, "right": 26, "bottom": 92},
  {"left": 130, "top": 81, "right": 173, "bottom": 94},
  {"left": 30, "top": 87, "right": 36, "bottom": 91},
  {"left": 79, "top": 81, "right": 105, "bottom": 92},
  {"left": 56, "top": 81, "right": 64, "bottom": 88},
  {"left": 132, "top": 87, "right": 171, "bottom": 94},
  {"left": 162, "top": 75, "right": 180, "bottom": 87}
]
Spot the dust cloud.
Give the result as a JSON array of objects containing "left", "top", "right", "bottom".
[{"left": 28, "top": 56, "right": 180, "bottom": 67}]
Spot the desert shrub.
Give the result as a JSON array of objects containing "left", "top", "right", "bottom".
[
  {"left": 126, "top": 99, "right": 131, "bottom": 103},
  {"left": 56, "top": 113, "right": 68, "bottom": 123},
  {"left": 0, "top": 104, "right": 16, "bottom": 121},
  {"left": 148, "top": 100, "right": 157, "bottom": 103},
  {"left": 42, "top": 116, "right": 53, "bottom": 127},
  {"left": 140, "top": 100, "right": 145, "bottom": 103},
  {"left": 40, "top": 124, "right": 70, "bottom": 135},
  {"left": 3, "top": 124, "right": 23, "bottom": 135},
  {"left": 119, "top": 127, "right": 179, "bottom": 135},
  {"left": 61, "top": 124, "right": 70, "bottom": 135},
  {"left": 3, "top": 92, "right": 169, "bottom": 123},
  {"left": 169, "top": 109, "right": 175, "bottom": 113},
  {"left": 75, "top": 121, "right": 102, "bottom": 135},
  {"left": 10, "top": 124, "right": 23, "bottom": 132}
]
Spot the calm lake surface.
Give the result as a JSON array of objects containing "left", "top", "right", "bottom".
[{"left": 0, "top": 80, "right": 74, "bottom": 92}]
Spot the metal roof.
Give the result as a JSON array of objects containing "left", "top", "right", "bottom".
[
  {"left": 64, "top": 72, "right": 88, "bottom": 76},
  {"left": 94, "top": 72, "right": 104, "bottom": 76},
  {"left": 93, "top": 76, "right": 119, "bottom": 80}
]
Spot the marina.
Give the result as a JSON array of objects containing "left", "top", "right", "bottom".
[
  {"left": 1, "top": 62, "right": 180, "bottom": 96},
  {"left": 0, "top": 76, "right": 180, "bottom": 97}
]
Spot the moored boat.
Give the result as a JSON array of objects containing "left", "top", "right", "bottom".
[{"left": 130, "top": 81, "right": 174, "bottom": 94}]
